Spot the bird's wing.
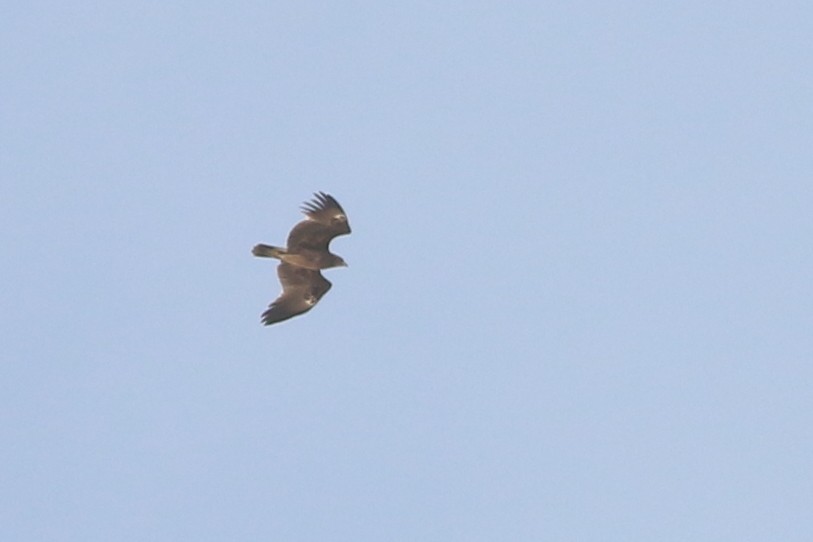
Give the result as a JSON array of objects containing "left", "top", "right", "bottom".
[
  {"left": 286, "top": 192, "right": 351, "bottom": 251},
  {"left": 260, "top": 262, "right": 332, "bottom": 325}
]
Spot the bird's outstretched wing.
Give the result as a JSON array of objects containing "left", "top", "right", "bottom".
[
  {"left": 260, "top": 262, "right": 332, "bottom": 325},
  {"left": 286, "top": 192, "right": 351, "bottom": 251}
]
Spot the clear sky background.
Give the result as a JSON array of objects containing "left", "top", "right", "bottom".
[{"left": 2, "top": 2, "right": 812, "bottom": 541}]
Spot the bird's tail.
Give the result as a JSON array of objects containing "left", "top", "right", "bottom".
[{"left": 252, "top": 244, "right": 285, "bottom": 259}]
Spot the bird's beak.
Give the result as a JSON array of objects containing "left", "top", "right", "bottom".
[{"left": 342, "top": 261, "right": 349, "bottom": 267}]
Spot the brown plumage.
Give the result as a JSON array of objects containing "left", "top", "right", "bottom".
[{"left": 253, "top": 192, "right": 351, "bottom": 325}]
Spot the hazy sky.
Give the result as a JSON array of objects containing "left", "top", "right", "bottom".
[{"left": 2, "top": 2, "right": 812, "bottom": 541}]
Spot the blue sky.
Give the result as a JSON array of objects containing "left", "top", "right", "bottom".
[{"left": 2, "top": 2, "right": 812, "bottom": 540}]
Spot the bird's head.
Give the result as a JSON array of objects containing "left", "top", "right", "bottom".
[{"left": 327, "top": 254, "right": 348, "bottom": 268}]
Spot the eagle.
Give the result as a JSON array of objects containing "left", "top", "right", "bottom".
[{"left": 252, "top": 192, "right": 351, "bottom": 325}]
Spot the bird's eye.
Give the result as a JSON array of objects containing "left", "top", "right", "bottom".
[{"left": 334, "top": 214, "right": 346, "bottom": 222}]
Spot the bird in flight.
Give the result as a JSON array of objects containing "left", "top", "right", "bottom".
[{"left": 252, "top": 192, "right": 351, "bottom": 326}]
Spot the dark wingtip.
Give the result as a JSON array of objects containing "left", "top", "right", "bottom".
[
  {"left": 260, "top": 305, "right": 298, "bottom": 326},
  {"left": 260, "top": 309, "right": 278, "bottom": 326},
  {"left": 300, "top": 191, "right": 334, "bottom": 215}
]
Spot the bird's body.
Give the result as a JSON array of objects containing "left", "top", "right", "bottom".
[
  {"left": 252, "top": 244, "right": 345, "bottom": 270},
  {"left": 253, "top": 192, "right": 350, "bottom": 326}
]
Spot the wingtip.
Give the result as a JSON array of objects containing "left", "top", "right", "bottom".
[
  {"left": 260, "top": 310, "right": 277, "bottom": 326},
  {"left": 300, "top": 191, "right": 331, "bottom": 215}
]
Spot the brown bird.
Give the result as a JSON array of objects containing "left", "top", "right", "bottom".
[{"left": 253, "top": 192, "right": 351, "bottom": 325}]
